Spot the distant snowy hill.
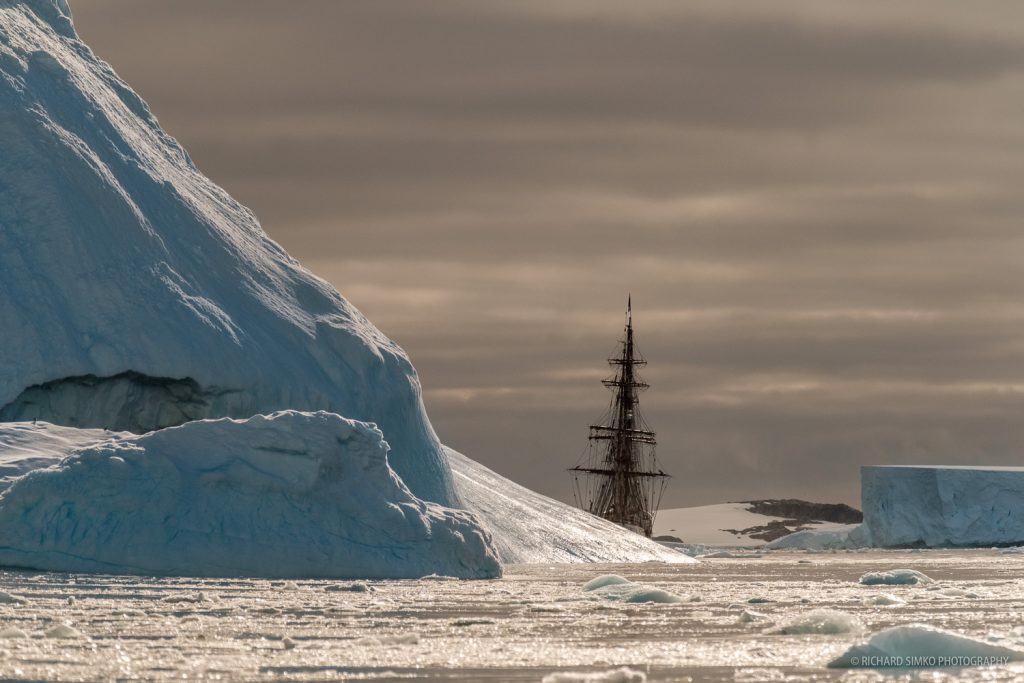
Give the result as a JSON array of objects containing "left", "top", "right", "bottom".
[
  {"left": 0, "top": 0, "right": 684, "bottom": 574},
  {"left": 655, "top": 500, "right": 860, "bottom": 547}
]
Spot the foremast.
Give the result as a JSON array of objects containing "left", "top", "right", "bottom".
[{"left": 570, "top": 297, "right": 669, "bottom": 537}]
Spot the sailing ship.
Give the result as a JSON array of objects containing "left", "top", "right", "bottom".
[{"left": 569, "top": 297, "right": 670, "bottom": 537}]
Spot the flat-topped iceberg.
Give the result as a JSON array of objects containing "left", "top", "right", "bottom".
[
  {"left": 767, "top": 465, "right": 1024, "bottom": 550},
  {"left": 0, "top": 411, "right": 501, "bottom": 579},
  {"left": 861, "top": 465, "right": 1024, "bottom": 548}
]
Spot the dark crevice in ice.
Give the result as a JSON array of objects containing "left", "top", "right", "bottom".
[{"left": 0, "top": 371, "right": 240, "bottom": 433}]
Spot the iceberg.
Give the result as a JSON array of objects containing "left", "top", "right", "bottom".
[
  {"left": 0, "top": 0, "right": 690, "bottom": 574},
  {"left": 861, "top": 466, "right": 1024, "bottom": 548},
  {"left": 0, "top": 0, "right": 449, "bottom": 504},
  {"left": 0, "top": 412, "right": 501, "bottom": 579}
]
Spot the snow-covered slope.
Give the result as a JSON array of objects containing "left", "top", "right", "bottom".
[
  {"left": 0, "top": 421, "right": 113, "bottom": 492},
  {"left": 0, "top": 0, "right": 451, "bottom": 505},
  {"left": 0, "top": 412, "right": 501, "bottom": 578},
  {"left": 448, "top": 448, "right": 690, "bottom": 564},
  {"left": 861, "top": 465, "right": 1024, "bottom": 548}
]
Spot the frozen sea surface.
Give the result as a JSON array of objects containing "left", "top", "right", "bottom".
[{"left": 1, "top": 550, "right": 1024, "bottom": 681}]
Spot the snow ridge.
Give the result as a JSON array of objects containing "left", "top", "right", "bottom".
[{"left": 5, "top": 1, "right": 73, "bottom": 36}]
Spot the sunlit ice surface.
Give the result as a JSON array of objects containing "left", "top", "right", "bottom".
[{"left": 1, "top": 551, "right": 1024, "bottom": 681}]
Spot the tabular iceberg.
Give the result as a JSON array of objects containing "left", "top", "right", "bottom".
[
  {"left": 860, "top": 465, "right": 1024, "bottom": 548},
  {"left": 0, "top": 411, "right": 501, "bottom": 579}
]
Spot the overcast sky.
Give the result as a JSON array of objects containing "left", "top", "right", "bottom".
[{"left": 71, "top": 1, "right": 1024, "bottom": 508}]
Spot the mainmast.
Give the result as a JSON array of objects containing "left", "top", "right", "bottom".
[{"left": 569, "top": 297, "right": 669, "bottom": 537}]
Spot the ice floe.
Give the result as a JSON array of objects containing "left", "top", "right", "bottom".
[
  {"left": 770, "top": 609, "right": 861, "bottom": 635},
  {"left": 830, "top": 624, "right": 1024, "bottom": 668},
  {"left": 542, "top": 668, "right": 647, "bottom": 683},
  {"left": 859, "top": 569, "right": 934, "bottom": 586},
  {"left": 582, "top": 575, "right": 683, "bottom": 604}
]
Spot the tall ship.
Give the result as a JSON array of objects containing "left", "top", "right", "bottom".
[{"left": 569, "top": 298, "right": 670, "bottom": 537}]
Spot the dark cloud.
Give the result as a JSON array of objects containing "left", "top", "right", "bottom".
[{"left": 71, "top": 1, "right": 1024, "bottom": 507}]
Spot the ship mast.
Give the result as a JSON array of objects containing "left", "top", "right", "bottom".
[{"left": 569, "top": 297, "right": 669, "bottom": 537}]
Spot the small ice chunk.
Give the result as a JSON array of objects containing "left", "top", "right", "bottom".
[
  {"left": 419, "top": 574, "right": 458, "bottom": 581},
  {"left": 161, "top": 592, "right": 207, "bottom": 603},
  {"left": 619, "top": 587, "right": 682, "bottom": 604},
  {"left": 931, "top": 587, "right": 986, "bottom": 599},
  {"left": 44, "top": 624, "right": 84, "bottom": 639},
  {"left": 865, "top": 593, "right": 905, "bottom": 606},
  {"left": 353, "top": 633, "right": 419, "bottom": 647},
  {"left": 699, "top": 551, "right": 761, "bottom": 559},
  {"left": 583, "top": 575, "right": 682, "bottom": 603},
  {"left": 325, "top": 582, "right": 373, "bottom": 593},
  {"left": 859, "top": 569, "right": 933, "bottom": 586},
  {"left": 0, "top": 592, "right": 26, "bottom": 605},
  {"left": 583, "top": 575, "right": 630, "bottom": 591},
  {"left": 528, "top": 604, "right": 565, "bottom": 613},
  {"left": 770, "top": 609, "right": 861, "bottom": 635},
  {"left": 541, "top": 667, "right": 647, "bottom": 683},
  {"left": 830, "top": 624, "right": 1024, "bottom": 668},
  {"left": 450, "top": 618, "right": 496, "bottom": 626},
  {"left": 734, "top": 669, "right": 785, "bottom": 682},
  {"left": 591, "top": 584, "right": 682, "bottom": 604},
  {"left": 738, "top": 609, "right": 769, "bottom": 624}
]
